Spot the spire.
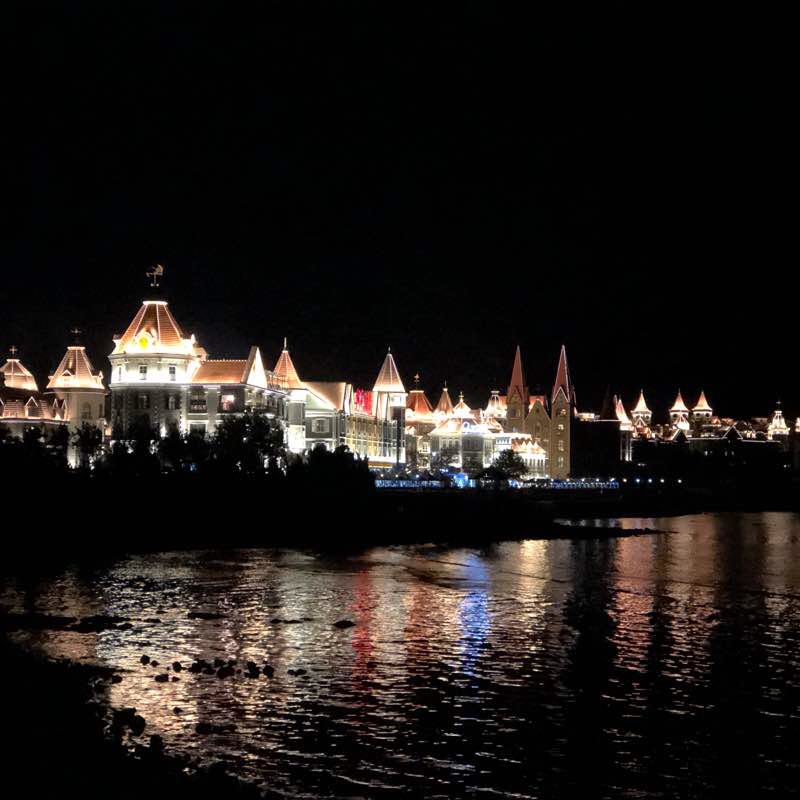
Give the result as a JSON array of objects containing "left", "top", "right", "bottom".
[
  {"left": 435, "top": 385, "right": 454, "bottom": 416},
  {"left": 693, "top": 390, "right": 713, "bottom": 413},
  {"left": 632, "top": 389, "right": 651, "bottom": 415},
  {"left": 670, "top": 390, "right": 689, "bottom": 413},
  {"left": 552, "top": 345, "right": 573, "bottom": 404},
  {"left": 615, "top": 396, "right": 632, "bottom": 428},
  {"left": 373, "top": 350, "right": 405, "bottom": 393},
  {"left": 273, "top": 339, "right": 303, "bottom": 389},
  {"left": 507, "top": 345, "right": 528, "bottom": 402}
]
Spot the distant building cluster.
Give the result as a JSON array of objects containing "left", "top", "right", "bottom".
[{"left": 1, "top": 286, "right": 797, "bottom": 477}]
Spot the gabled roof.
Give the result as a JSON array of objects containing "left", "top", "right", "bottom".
[
  {"left": 305, "top": 381, "right": 347, "bottom": 411},
  {"left": 435, "top": 386, "right": 454, "bottom": 416},
  {"left": 112, "top": 300, "right": 197, "bottom": 356},
  {"left": 273, "top": 339, "right": 303, "bottom": 389},
  {"left": 191, "top": 359, "right": 248, "bottom": 384},
  {"left": 670, "top": 390, "right": 689, "bottom": 413},
  {"left": 0, "top": 358, "right": 38, "bottom": 392},
  {"left": 632, "top": 389, "right": 651, "bottom": 415},
  {"left": 190, "top": 346, "right": 271, "bottom": 387},
  {"left": 693, "top": 390, "right": 713, "bottom": 413},
  {"left": 373, "top": 350, "right": 405, "bottom": 393},
  {"left": 47, "top": 346, "right": 104, "bottom": 390},
  {"left": 552, "top": 345, "right": 573, "bottom": 405}
]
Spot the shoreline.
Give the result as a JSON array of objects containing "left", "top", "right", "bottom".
[{"left": 0, "top": 633, "right": 267, "bottom": 799}]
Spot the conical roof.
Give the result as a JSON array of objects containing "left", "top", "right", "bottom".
[
  {"left": 508, "top": 345, "right": 528, "bottom": 402},
  {"left": 670, "top": 390, "right": 689, "bottom": 413},
  {"left": 373, "top": 349, "right": 405, "bottom": 393},
  {"left": 615, "top": 396, "right": 632, "bottom": 426},
  {"left": 632, "top": 389, "right": 651, "bottom": 415},
  {"left": 407, "top": 389, "right": 433, "bottom": 417},
  {"left": 552, "top": 345, "right": 573, "bottom": 404},
  {"left": 47, "top": 346, "right": 104, "bottom": 390},
  {"left": 112, "top": 300, "right": 195, "bottom": 356},
  {"left": 435, "top": 385, "right": 454, "bottom": 416},
  {"left": 273, "top": 338, "right": 303, "bottom": 389},
  {"left": 1, "top": 357, "right": 38, "bottom": 392},
  {"left": 693, "top": 390, "right": 713, "bottom": 413}
]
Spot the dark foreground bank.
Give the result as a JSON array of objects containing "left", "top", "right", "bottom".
[{"left": 0, "top": 634, "right": 269, "bottom": 799}]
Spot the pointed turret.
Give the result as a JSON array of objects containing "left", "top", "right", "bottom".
[
  {"left": 670, "top": 390, "right": 690, "bottom": 431},
  {"left": 632, "top": 389, "right": 651, "bottom": 416},
  {"left": 406, "top": 374, "right": 434, "bottom": 419},
  {"left": 373, "top": 349, "right": 405, "bottom": 393},
  {"left": 692, "top": 390, "right": 713, "bottom": 415},
  {"left": 615, "top": 396, "right": 632, "bottom": 430},
  {"left": 434, "top": 385, "right": 454, "bottom": 417},
  {"left": 507, "top": 346, "right": 528, "bottom": 402},
  {"left": 273, "top": 338, "right": 303, "bottom": 389},
  {"left": 552, "top": 345, "right": 573, "bottom": 405},
  {"left": 670, "top": 390, "right": 689, "bottom": 414}
]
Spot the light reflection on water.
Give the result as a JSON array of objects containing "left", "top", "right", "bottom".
[{"left": 4, "top": 512, "right": 800, "bottom": 797}]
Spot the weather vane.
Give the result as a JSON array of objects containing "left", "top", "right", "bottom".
[
  {"left": 146, "top": 263, "right": 165, "bottom": 288},
  {"left": 70, "top": 327, "right": 83, "bottom": 342},
  {"left": 9, "top": 345, "right": 18, "bottom": 357}
]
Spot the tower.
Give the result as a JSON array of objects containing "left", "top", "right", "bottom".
[
  {"left": 506, "top": 346, "right": 528, "bottom": 432},
  {"left": 767, "top": 402, "right": 790, "bottom": 441},
  {"left": 669, "top": 390, "right": 690, "bottom": 432},
  {"left": 550, "top": 345, "right": 574, "bottom": 479},
  {"left": 108, "top": 297, "right": 205, "bottom": 435},
  {"left": 46, "top": 332, "right": 107, "bottom": 466},
  {"left": 273, "top": 338, "right": 306, "bottom": 454},
  {"left": 691, "top": 390, "right": 713, "bottom": 430},
  {"left": 631, "top": 389, "right": 652, "bottom": 431},
  {"left": 373, "top": 349, "right": 407, "bottom": 466}
]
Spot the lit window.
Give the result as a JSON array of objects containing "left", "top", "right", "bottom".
[
  {"left": 168, "top": 395, "right": 177, "bottom": 411},
  {"left": 117, "top": 366, "right": 123, "bottom": 382},
  {"left": 221, "top": 394, "right": 235, "bottom": 412},
  {"left": 138, "top": 394, "right": 150, "bottom": 410},
  {"left": 169, "top": 365, "right": 176, "bottom": 382},
  {"left": 139, "top": 365, "right": 147, "bottom": 381}
]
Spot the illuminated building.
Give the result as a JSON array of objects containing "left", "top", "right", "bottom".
[
  {"left": 550, "top": 345, "right": 574, "bottom": 479},
  {"left": 46, "top": 336, "right": 107, "bottom": 465},
  {"left": 405, "top": 375, "right": 436, "bottom": 468},
  {"left": 767, "top": 404, "right": 790, "bottom": 441},
  {"left": 506, "top": 346, "right": 528, "bottom": 433},
  {"left": 270, "top": 343, "right": 408, "bottom": 467},
  {"left": 429, "top": 414, "right": 496, "bottom": 471},
  {"left": 109, "top": 298, "right": 287, "bottom": 437},
  {"left": 0, "top": 348, "right": 68, "bottom": 438}
]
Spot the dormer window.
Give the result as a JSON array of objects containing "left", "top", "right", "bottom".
[{"left": 139, "top": 365, "right": 147, "bottom": 381}]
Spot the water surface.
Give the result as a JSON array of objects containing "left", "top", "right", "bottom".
[{"left": 4, "top": 512, "right": 800, "bottom": 797}]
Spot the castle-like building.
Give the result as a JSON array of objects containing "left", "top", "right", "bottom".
[{"left": 2, "top": 280, "right": 797, "bottom": 478}]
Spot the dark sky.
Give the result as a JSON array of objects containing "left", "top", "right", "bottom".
[{"left": 4, "top": 4, "right": 794, "bottom": 421}]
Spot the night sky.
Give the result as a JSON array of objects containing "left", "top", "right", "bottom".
[{"left": 4, "top": 5, "right": 794, "bottom": 421}]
